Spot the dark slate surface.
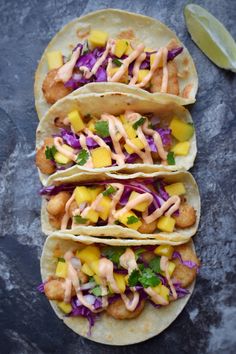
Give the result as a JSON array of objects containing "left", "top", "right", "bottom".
[{"left": 0, "top": 0, "right": 235, "bottom": 353}]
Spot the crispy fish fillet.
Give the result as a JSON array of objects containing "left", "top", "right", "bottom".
[
  {"left": 107, "top": 298, "right": 145, "bottom": 320},
  {"left": 42, "top": 69, "right": 73, "bottom": 104},
  {"left": 150, "top": 61, "right": 179, "bottom": 95}
]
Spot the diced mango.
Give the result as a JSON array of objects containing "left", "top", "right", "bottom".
[
  {"left": 124, "top": 40, "right": 133, "bottom": 55},
  {"left": 94, "top": 274, "right": 103, "bottom": 285},
  {"left": 119, "top": 114, "right": 127, "bottom": 124},
  {"left": 154, "top": 245, "right": 174, "bottom": 258},
  {"left": 167, "top": 261, "right": 176, "bottom": 277},
  {"left": 55, "top": 261, "right": 68, "bottom": 278},
  {"left": 54, "top": 144, "right": 73, "bottom": 164},
  {"left": 124, "top": 137, "right": 145, "bottom": 154},
  {"left": 84, "top": 208, "right": 99, "bottom": 223},
  {"left": 128, "top": 191, "right": 151, "bottom": 212},
  {"left": 153, "top": 284, "right": 170, "bottom": 302},
  {"left": 97, "top": 196, "right": 112, "bottom": 221},
  {"left": 91, "top": 147, "right": 112, "bottom": 168},
  {"left": 145, "top": 47, "right": 155, "bottom": 53},
  {"left": 137, "top": 70, "right": 150, "bottom": 83},
  {"left": 157, "top": 216, "right": 176, "bottom": 233},
  {"left": 76, "top": 245, "right": 100, "bottom": 264},
  {"left": 113, "top": 273, "right": 126, "bottom": 293},
  {"left": 152, "top": 283, "right": 162, "bottom": 294},
  {"left": 47, "top": 51, "right": 63, "bottom": 70},
  {"left": 169, "top": 118, "right": 194, "bottom": 142},
  {"left": 89, "top": 259, "right": 100, "bottom": 274},
  {"left": 75, "top": 186, "right": 92, "bottom": 205},
  {"left": 87, "top": 120, "right": 96, "bottom": 133},
  {"left": 67, "top": 110, "right": 85, "bottom": 133},
  {"left": 118, "top": 211, "right": 142, "bottom": 230},
  {"left": 114, "top": 39, "right": 128, "bottom": 58},
  {"left": 109, "top": 67, "right": 128, "bottom": 83},
  {"left": 150, "top": 53, "right": 163, "bottom": 68},
  {"left": 164, "top": 182, "right": 186, "bottom": 196},
  {"left": 124, "top": 274, "right": 129, "bottom": 285},
  {"left": 88, "top": 30, "right": 108, "bottom": 48},
  {"left": 171, "top": 141, "right": 190, "bottom": 156},
  {"left": 124, "top": 123, "right": 137, "bottom": 139},
  {"left": 81, "top": 263, "right": 94, "bottom": 276},
  {"left": 57, "top": 301, "right": 72, "bottom": 314},
  {"left": 88, "top": 187, "right": 103, "bottom": 201}
]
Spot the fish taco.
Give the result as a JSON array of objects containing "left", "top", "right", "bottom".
[{"left": 34, "top": 9, "right": 198, "bottom": 119}]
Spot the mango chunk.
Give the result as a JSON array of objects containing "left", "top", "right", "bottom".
[
  {"left": 169, "top": 118, "right": 194, "bottom": 142},
  {"left": 167, "top": 261, "right": 176, "bottom": 277},
  {"left": 124, "top": 137, "right": 145, "bottom": 154},
  {"left": 88, "top": 187, "right": 103, "bottom": 201},
  {"left": 81, "top": 263, "right": 94, "bottom": 276},
  {"left": 154, "top": 245, "right": 174, "bottom": 258},
  {"left": 84, "top": 208, "right": 99, "bottom": 223},
  {"left": 124, "top": 123, "right": 137, "bottom": 139},
  {"left": 57, "top": 301, "right": 72, "bottom": 314},
  {"left": 94, "top": 274, "right": 103, "bottom": 285},
  {"left": 114, "top": 39, "right": 128, "bottom": 58},
  {"left": 89, "top": 259, "right": 100, "bottom": 274},
  {"left": 128, "top": 191, "right": 151, "bottom": 212},
  {"left": 76, "top": 245, "right": 100, "bottom": 264},
  {"left": 87, "top": 120, "right": 96, "bottom": 133},
  {"left": 55, "top": 261, "right": 68, "bottom": 278},
  {"left": 91, "top": 147, "right": 112, "bottom": 168},
  {"left": 124, "top": 40, "right": 133, "bottom": 55},
  {"left": 97, "top": 196, "right": 112, "bottom": 221},
  {"left": 145, "top": 47, "right": 155, "bottom": 53},
  {"left": 67, "top": 110, "right": 85, "bottom": 133},
  {"left": 137, "top": 70, "right": 150, "bottom": 83},
  {"left": 164, "top": 182, "right": 186, "bottom": 196},
  {"left": 113, "top": 273, "right": 126, "bottom": 293},
  {"left": 109, "top": 67, "right": 128, "bottom": 83},
  {"left": 119, "top": 114, "right": 127, "bottom": 124},
  {"left": 171, "top": 141, "right": 190, "bottom": 156},
  {"left": 47, "top": 51, "right": 63, "bottom": 70},
  {"left": 75, "top": 186, "right": 92, "bottom": 205},
  {"left": 54, "top": 144, "right": 73, "bottom": 164},
  {"left": 150, "top": 53, "right": 163, "bottom": 68},
  {"left": 88, "top": 30, "right": 108, "bottom": 48},
  {"left": 157, "top": 216, "right": 176, "bottom": 233},
  {"left": 118, "top": 210, "right": 142, "bottom": 230},
  {"left": 153, "top": 284, "right": 170, "bottom": 301}
]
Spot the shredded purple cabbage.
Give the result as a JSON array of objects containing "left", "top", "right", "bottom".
[
  {"left": 69, "top": 296, "right": 97, "bottom": 336},
  {"left": 172, "top": 251, "right": 199, "bottom": 270},
  {"left": 37, "top": 283, "right": 45, "bottom": 293},
  {"left": 173, "top": 282, "right": 190, "bottom": 298}
]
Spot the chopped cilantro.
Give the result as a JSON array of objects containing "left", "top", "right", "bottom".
[
  {"left": 134, "top": 248, "right": 145, "bottom": 260},
  {"left": 167, "top": 151, "right": 175, "bottom": 165},
  {"left": 138, "top": 263, "right": 145, "bottom": 271},
  {"left": 82, "top": 41, "right": 89, "bottom": 55},
  {"left": 103, "top": 185, "right": 116, "bottom": 196},
  {"left": 149, "top": 256, "right": 161, "bottom": 273},
  {"left": 112, "top": 58, "right": 123, "bottom": 67},
  {"left": 45, "top": 146, "right": 57, "bottom": 160},
  {"left": 114, "top": 220, "right": 121, "bottom": 225},
  {"left": 74, "top": 215, "right": 88, "bottom": 224},
  {"left": 90, "top": 286, "right": 102, "bottom": 296},
  {"left": 127, "top": 215, "right": 140, "bottom": 225},
  {"left": 133, "top": 117, "right": 146, "bottom": 130},
  {"left": 138, "top": 268, "right": 161, "bottom": 288},
  {"left": 76, "top": 149, "right": 89, "bottom": 166},
  {"left": 103, "top": 246, "right": 125, "bottom": 264},
  {"left": 95, "top": 121, "right": 110, "bottom": 138},
  {"left": 57, "top": 257, "right": 65, "bottom": 263},
  {"left": 128, "top": 269, "right": 140, "bottom": 287}
]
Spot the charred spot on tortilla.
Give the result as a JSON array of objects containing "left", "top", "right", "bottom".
[
  {"left": 181, "top": 84, "right": 193, "bottom": 98},
  {"left": 117, "top": 28, "right": 135, "bottom": 39}
]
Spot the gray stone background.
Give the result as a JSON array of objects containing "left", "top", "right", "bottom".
[{"left": 0, "top": 0, "right": 235, "bottom": 353}]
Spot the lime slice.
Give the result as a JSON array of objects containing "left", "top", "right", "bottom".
[{"left": 184, "top": 4, "right": 236, "bottom": 72}]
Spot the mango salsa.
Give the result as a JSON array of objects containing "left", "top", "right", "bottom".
[
  {"left": 164, "top": 182, "right": 186, "bottom": 196},
  {"left": 55, "top": 261, "right": 68, "bottom": 278},
  {"left": 75, "top": 186, "right": 92, "bottom": 205},
  {"left": 47, "top": 51, "right": 63, "bottom": 70},
  {"left": 88, "top": 30, "right": 108, "bottom": 48},
  {"left": 157, "top": 216, "right": 176, "bottom": 233},
  {"left": 97, "top": 196, "right": 112, "bottom": 221},
  {"left": 113, "top": 273, "right": 126, "bottom": 293},
  {"left": 150, "top": 53, "right": 163, "bottom": 68},
  {"left": 87, "top": 120, "right": 96, "bottom": 133},
  {"left": 119, "top": 114, "right": 127, "bottom": 124},
  {"left": 57, "top": 301, "right": 72, "bottom": 314},
  {"left": 114, "top": 39, "right": 128, "bottom": 58},
  {"left": 89, "top": 259, "right": 100, "bottom": 274},
  {"left": 91, "top": 147, "right": 112, "bottom": 168},
  {"left": 124, "top": 137, "right": 145, "bottom": 154},
  {"left": 169, "top": 118, "right": 194, "bottom": 142},
  {"left": 84, "top": 208, "right": 99, "bottom": 223},
  {"left": 81, "top": 263, "right": 94, "bottom": 276},
  {"left": 154, "top": 245, "right": 174, "bottom": 258},
  {"left": 137, "top": 70, "right": 150, "bottom": 83},
  {"left": 89, "top": 187, "right": 103, "bottom": 201},
  {"left": 124, "top": 40, "right": 133, "bottom": 55},
  {"left": 171, "top": 141, "right": 190, "bottom": 156},
  {"left": 67, "top": 110, "right": 85, "bottom": 133},
  {"left": 76, "top": 245, "right": 100, "bottom": 264},
  {"left": 118, "top": 211, "right": 142, "bottom": 230},
  {"left": 109, "top": 67, "right": 128, "bottom": 83},
  {"left": 167, "top": 261, "right": 176, "bottom": 277},
  {"left": 124, "top": 123, "right": 137, "bottom": 139},
  {"left": 54, "top": 144, "right": 73, "bottom": 164},
  {"left": 128, "top": 191, "right": 151, "bottom": 212},
  {"left": 153, "top": 284, "right": 170, "bottom": 301},
  {"left": 94, "top": 274, "right": 103, "bottom": 285}
]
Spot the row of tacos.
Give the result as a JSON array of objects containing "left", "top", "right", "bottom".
[{"left": 34, "top": 9, "right": 201, "bottom": 345}]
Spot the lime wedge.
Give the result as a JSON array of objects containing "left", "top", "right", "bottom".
[{"left": 184, "top": 4, "right": 236, "bottom": 72}]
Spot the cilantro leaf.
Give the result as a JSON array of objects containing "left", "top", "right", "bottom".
[
  {"left": 138, "top": 263, "right": 145, "bottom": 271},
  {"left": 149, "top": 256, "right": 161, "bottom": 273},
  {"left": 103, "top": 246, "right": 126, "bottom": 264},
  {"left": 128, "top": 269, "right": 140, "bottom": 287},
  {"left": 138, "top": 268, "right": 161, "bottom": 288},
  {"left": 90, "top": 286, "right": 102, "bottom": 296},
  {"left": 74, "top": 215, "right": 88, "bottom": 224},
  {"left": 167, "top": 151, "right": 175, "bottom": 165},
  {"left": 134, "top": 248, "right": 145, "bottom": 260},
  {"left": 76, "top": 149, "right": 89, "bottom": 166},
  {"left": 45, "top": 146, "right": 57, "bottom": 160},
  {"left": 133, "top": 117, "right": 146, "bottom": 130},
  {"left": 127, "top": 215, "right": 140, "bottom": 225},
  {"left": 57, "top": 257, "right": 65, "bottom": 263},
  {"left": 112, "top": 58, "right": 122, "bottom": 67},
  {"left": 82, "top": 41, "right": 89, "bottom": 55},
  {"left": 95, "top": 121, "right": 110, "bottom": 138},
  {"left": 103, "top": 185, "right": 116, "bottom": 196}
]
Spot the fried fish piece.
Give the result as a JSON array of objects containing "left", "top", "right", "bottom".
[
  {"left": 173, "top": 203, "right": 196, "bottom": 228},
  {"left": 35, "top": 137, "right": 56, "bottom": 175},
  {"left": 42, "top": 69, "right": 73, "bottom": 104},
  {"left": 107, "top": 298, "right": 145, "bottom": 320},
  {"left": 150, "top": 61, "right": 179, "bottom": 95},
  {"left": 47, "top": 192, "right": 71, "bottom": 216}
]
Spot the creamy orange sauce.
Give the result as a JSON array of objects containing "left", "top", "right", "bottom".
[
  {"left": 160, "top": 256, "right": 177, "bottom": 300},
  {"left": 114, "top": 193, "right": 153, "bottom": 219},
  {"left": 144, "top": 287, "right": 169, "bottom": 306},
  {"left": 129, "top": 52, "right": 146, "bottom": 85},
  {"left": 61, "top": 191, "right": 76, "bottom": 230},
  {"left": 56, "top": 46, "right": 82, "bottom": 83},
  {"left": 121, "top": 292, "right": 140, "bottom": 311},
  {"left": 108, "top": 183, "right": 125, "bottom": 224},
  {"left": 53, "top": 137, "right": 77, "bottom": 161},
  {"left": 136, "top": 48, "right": 164, "bottom": 88},
  {"left": 143, "top": 195, "right": 180, "bottom": 224},
  {"left": 161, "top": 48, "right": 168, "bottom": 93},
  {"left": 81, "top": 193, "right": 104, "bottom": 218},
  {"left": 119, "top": 248, "right": 138, "bottom": 274},
  {"left": 98, "top": 258, "right": 120, "bottom": 293},
  {"left": 143, "top": 120, "right": 167, "bottom": 161},
  {"left": 63, "top": 278, "right": 72, "bottom": 303}
]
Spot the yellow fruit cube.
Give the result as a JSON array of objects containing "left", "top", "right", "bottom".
[
  {"left": 167, "top": 261, "right": 176, "bottom": 277},
  {"left": 164, "top": 182, "right": 186, "bottom": 196},
  {"left": 97, "top": 196, "right": 112, "bottom": 221},
  {"left": 160, "top": 285, "right": 170, "bottom": 300},
  {"left": 89, "top": 259, "right": 100, "bottom": 274},
  {"left": 91, "top": 147, "right": 112, "bottom": 168},
  {"left": 54, "top": 144, "right": 73, "bottom": 164},
  {"left": 157, "top": 216, "right": 176, "bottom": 232},
  {"left": 119, "top": 114, "right": 127, "bottom": 124},
  {"left": 81, "top": 263, "right": 94, "bottom": 276},
  {"left": 169, "top": 118, "right": 194, "bottom": 142},
  {"left": 88, "top": 30, "right": 108, "bottom": 48},
  {"left": 113, "top": 273, "right": 126, "bottom": 293},
  {"left": 76, "top": 245, "right": 100, "bottom": 264},
  {"left": 128, "top": 191, "right": 151, "bottom": 212},
  {"left": 84, "top": 208, "right": 99, "bottom": 223},
  {"left": 94, "top": 274, "right": 103, "bottom": 285},
  {"left": 124, "top": 137, "right": 145, "bottom": 154},
  {"left": 88, "top": 187, "right": 103, "bottom": 201},
  {"left": 124, "top": 274, "right": 129, "bottom": 285},
  {"left": 124, "top": 40, "right": 133, "bottom": 55},
  {"left": 57, "top": 301, "right": 72, "bottom": 314},
  {"left": 67, "top": 110, "right": 85, "bottom": 133},
  {"left": 154, "top": 245, "right": 174, "bottom": 258},
  {"left": 150, "top": 53, "right": 163, "bottom": 68},
  {"left": 124, "top": 123, "right": 137, "bottom": 139},
  {"left": 137, "top": 70, "right": 150, "bottom": 83},
  {"left": 118, "top": 211, "right": 142, "bottom": 230},
  {"left": 55, "top": 261, "right": 68, "bottom": 278},
  {"left": 109, "top": 67, "right": 128, "bottom": 83},
  {"left": 75, "top": 186, "right": 92, "bottom": 205},
  {"left": 171, "top": 141, "right": 190, "bottom": 156},
  {"left": 153, "top": 283, "right": 162, "bottom": 294},
  {"left": 87, "top": 120, "right": 96, "bottom": 133},
  {"left": 47, "top": 51, "right": 63, "bottom": 70},
  {"left": 114, "top": 39, "right": 128, "bottom": 58}
]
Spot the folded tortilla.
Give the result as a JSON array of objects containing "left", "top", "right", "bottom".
[
  {"left": 34, "top": 8, "right": 198, "bottom": 120},
  {"left": 40, "top": 232, "right": 196, "bottom": 345},
  {"left": 36, "top": 90, "right": 197, "bottom": 186}
]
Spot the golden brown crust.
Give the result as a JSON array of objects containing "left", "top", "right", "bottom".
[
  {"left": 44, "top": 278, "right": 65, "bottom": 301},
  {"left": 42, "top": 69, "right": 73, "bottom": 104},
  {"left": 117, "top": 29, "right": 135, "bottom": 40},
  {"left": 181, "top": 84, "right": 193, "bottom": 99},
  {"left": 48, "top": 213, "right": 63, "bottom": 229},
  {"left": 138, "top": 219, "right": 157, "bottom": 234},
  {"left": 107, "top": 298, "right": 145, "bottom": 320},
  {"left": 150, "top": 61, "right": 179, "bottom": 95},
  {"left": 47, "top": 192, "right": 71, "bottom": 216},
  {"left": 173, "top": 203, "right": 196, "bottom": 228},
  {"left": 35, "top": 137, "right": 56, "bottom": 175}
]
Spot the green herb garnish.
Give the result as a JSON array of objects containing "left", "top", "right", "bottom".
[
  {"left": 138, "top": 263, "right": 145, "bottom": 271},
  {"left": 103, "top": 185, "right": 116, "bottom": 196},
  {"left": 134, "top": 248, "right": 145, "bottom": 260},
  {"left": 74, "top": 215, "right": 88, "bottom": 224},
  {"left": 76, "top": 149, "right": 89, "bottom": 166},
  {"left": 90, "top": 286, "right": 102, "bottom": 296},
  {"left": 149, "top": 256, "right": 161, "bottom": 273},
  {"left": 128, "top": 269, "right": 140, "bottom": 287},
  {"left": 112, "top": 58, "right": 123, "bottom": 67},
  {"left": 127, "top": 215, "right": 140, "bottom": 225},
  {"left": 114, "top": 220, "right": 121, "bottom": 225},
  {"left": 95, "top": 121, "right": 110, "bottom": 138},
  {"left": 45, "top": 146, "right": 57, "bottom": 160},
  {"left": 133, "top": 117, "right": 146, "bottom": 130},
  {"left": 138, "top": 268, "right": 161, "bottom": 288},
  {"left": 103, "top": 246, "right": 125, "bottom": 264},
  {"left": 82, "top": 41, "right": 89, "bottom": 55},
  {"left": 58, "top": 257, "right": 65, "bottom": 263},
  {"left": 167, "top": 151, "right": 176, "bottom": 165}
]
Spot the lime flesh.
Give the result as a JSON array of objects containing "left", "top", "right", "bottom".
[{"left": 184, "top": 4, "right": 236, "bottom": 72}]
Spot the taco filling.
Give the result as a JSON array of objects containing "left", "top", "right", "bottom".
[
  {"left": 42, "top": 32, "right": 186, "bottom": 104},
  {"left": 38, "top": 241, "right": 199, "bottom": 334},
  {"left": 36, "top": 110, "right": 194, "bottom": 175},
  {"left": 41, "top": 177, "right": 197, "bottom": 233}
]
